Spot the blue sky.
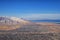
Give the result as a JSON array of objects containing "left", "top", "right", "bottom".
[{"left": 0, "top": 0, "right": 60, "bottom": 20}]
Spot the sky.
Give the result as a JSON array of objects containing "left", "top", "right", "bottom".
[{"left": 0, "top": 0, "right": 60, "bottom": 20}]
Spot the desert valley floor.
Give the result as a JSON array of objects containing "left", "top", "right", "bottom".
[{"left": 0, "top": 23, "right": 60, "bottom": 40}]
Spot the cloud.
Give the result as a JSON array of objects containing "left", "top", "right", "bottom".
[{"left": 21, "top": 14, "right": 60, "bottom": 20}]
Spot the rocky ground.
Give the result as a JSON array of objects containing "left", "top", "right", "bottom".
[{"left": 0, "top": 32, "right": 60, "bottom": 40}]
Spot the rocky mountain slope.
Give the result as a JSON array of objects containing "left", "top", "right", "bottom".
[{"left": 0, "top": 16, "right": 30, "bottom": 30}]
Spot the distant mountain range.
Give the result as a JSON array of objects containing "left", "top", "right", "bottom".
[{"left": 30, "top": 20, "right": 60, "bottom": 23}]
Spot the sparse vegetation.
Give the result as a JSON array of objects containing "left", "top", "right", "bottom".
[{"left": 0, "top": 32, "right": 60, "bottom": 40}]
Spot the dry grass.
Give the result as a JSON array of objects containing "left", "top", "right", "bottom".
[{"left": 0, "top": 25, "right": 20, "bottom": 30}]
